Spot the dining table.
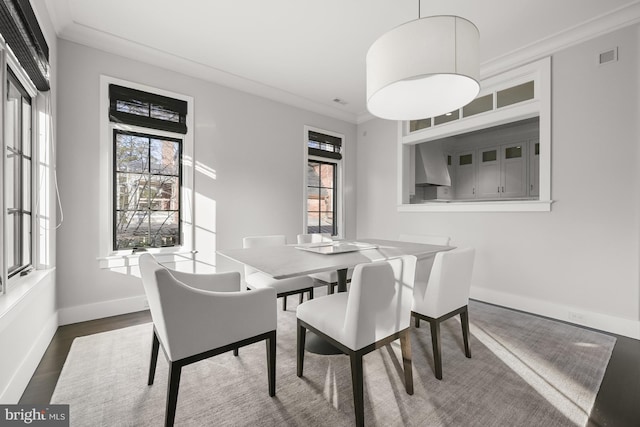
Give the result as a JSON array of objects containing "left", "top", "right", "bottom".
[{"left": 217, "top": 238, "right": 454, "bottom": 354}]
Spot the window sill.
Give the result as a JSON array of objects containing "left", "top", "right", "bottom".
[
  {"left": 398, "top": 199, "right": 553, "bottom": 213},
  {"left": 0, "top": 268, "right": 55, "bottom": 320},
  {"left": 97, "top": 250, "right": 196, "bottom": 269}
]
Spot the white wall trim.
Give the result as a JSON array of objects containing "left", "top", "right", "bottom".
[
  {"left": 471, "top": 286, "right": 640, "bottom": 340},
  {"left": 58, "top": 295, "right": 149, "bottom": 326},
  {"left": 0, "top": 311, "right": 57, "bottom": 403}
]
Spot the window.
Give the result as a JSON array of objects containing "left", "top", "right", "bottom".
[
  {"left": 108, "top": 83, "right": 188, "bottom": 252},
  {"left": 304, "top": 127, "right": 343, "bottom": 237},
  {"left": 5, "top": 69, "right": 32, "bottom": 278},
  {"left": 113, "top": 130, "right": 181, "bottom": 250}
]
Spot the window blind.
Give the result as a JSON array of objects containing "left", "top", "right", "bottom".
[
  {"left": 109, "top": 84, "right": 188, "bottom": 134},
  {"left": 308, "top": 130, "right": 342, "bottom": 160},
  {"left": 0, "top": 0, "right": 50, "bottom": 91}
]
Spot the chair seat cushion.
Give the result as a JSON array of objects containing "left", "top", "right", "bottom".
[
  {"left": 297, "top": 293, "right": 349, "bottom": 347},
  {"left": 246, "top": 272, "right": 313, "bottom": 294}
]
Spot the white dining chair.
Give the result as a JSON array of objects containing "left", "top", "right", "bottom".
[
  {"left": 398, "top": 234, "right": 451, "bottom": 328},
  {"left": 139, "top": 253, "right": 277, "bottom": 427},
  {"left": 296, "top": 255, "right": 417, "bottom": 427},
  {"left": 297, "top": 233, "right": 353, "bottom": 295},
  {"left": 243, "top": 235, "right": 315, "bottom": 311},
  {"left": 411, "top": 247, "right": 475, "bottom": 380}
]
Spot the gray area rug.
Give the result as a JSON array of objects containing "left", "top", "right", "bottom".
[{"left": 51, "top": 299, "right": 615, "bottom": 426}]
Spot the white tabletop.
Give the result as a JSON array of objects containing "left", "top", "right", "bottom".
[{"left": 217, "top": 238, "right": 454, "bottom": 279}]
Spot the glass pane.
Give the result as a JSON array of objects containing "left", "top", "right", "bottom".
[
  {"left": 116, "top": 99, "right": 149, "bottom": 116},
  {"left": 150, "top": 138, "right": 180, "bottom": 175},
  {"left": 318, "top": 212, "right": 334, "bottom": 235},
  {"left": 497, "top": 81, "right": 535, "bottom": 108},
  {"left": 22, "top": 99, "right": 31, "bottom": 157},
  {"left": 115, "top": 210, "right": 150, "bottom": 249},
  {"left": 150, "top": 104, "right": 180, "bottom": 122},
  {"left": 23, "top": 157, "right": 31, "bottom": 211},
  {"left": 6, "top": 80, "right": 21, "bottom": 150},
  {"left": 505, "top": 146, "right": 523, "bottom": 159},
  {"left": 115, "top": 173, "right": 148, "bottom": 211},
  {"left": 307, "top": 163, "right": 320, "bottom": 187},
  {"left": 459, "top": 154, "right": 473, "bottom": 165},
  {"left": 319, "top": 163, "right": 335, "bottom": 189},
  {"left": 409, "top": 119, "right": 431, "bottom": 132},
  {"left": 148, "top": 176, "right": 179, "bottom": 210},
  {"left": 319, "top": 187, "right": 334, "bottom": 211},
  {"left": 6, "top": 148, "right": 18, "bottom": 209},
  {"left": 6, "top": 213, "right": 17, "bottom": 270},
  {"left": 434, "top": 110, "right": 460, "bottom": 126},
  {"left": 149, "top": 211, "right": 180, "bottom": 247},
  {"left": 482, "top": 150, "right": 497, "bottom": 162},
  {"left": 115, "top": 133, "right": 149, "bottom": 173},
  {"left": 307, "top": 187, "right": 320, "bottom": 212},
  {"left": 463, "top": 94, "right": 493, "bottom": 117},
  {"left": 23, "top": 213, "right": 31, "bottom": 266}
]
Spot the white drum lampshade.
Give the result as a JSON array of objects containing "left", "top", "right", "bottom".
[{"left": 366, "top": 15, "right": 480, "bottom": 121}]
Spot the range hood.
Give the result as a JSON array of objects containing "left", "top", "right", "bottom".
[{"left": 415, "top": 141, "right": 451, "bottom": 186}]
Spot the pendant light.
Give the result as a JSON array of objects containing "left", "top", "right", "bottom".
[{"left": 366, "top": 3, "right": 480, "bottom": 121}]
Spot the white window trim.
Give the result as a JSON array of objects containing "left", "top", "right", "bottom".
[
  {"left": 302, "top": 125, "right": 345, "bottom": 239},
  {"left": 98, "top": 76, "right": 194, "bottom": 268},
  {"left": 397, "top": 57, "right": 552, "bottom": 212}
]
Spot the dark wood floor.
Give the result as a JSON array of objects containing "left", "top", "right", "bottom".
[{"left": 19, "top": 310, "right": 640, "bottom": 426}]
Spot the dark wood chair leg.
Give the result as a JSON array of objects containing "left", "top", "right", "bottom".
[
  {"left": 296, "top": 322, "right": 306, "bottom": 377},
  {"left": 282, "top": 296, "right": 287, "bottom": 311},
  {"left": 327, "top": 283, "right": 334, "bottom": 295},
  {"left": 148, "top": 329, "right": 160, "bottom": 385},
  {"left": 266, "top": 331, "right": 276, "bottom": 396},
  {"left": 165, "top": 362, "right": 182, "bottom": 427},
  {"left": 400, "top": 330, "right": 414, "bottom": 395},
  {"left": 415, "top": 316, "right": 421, "bottom": 328},
  {"left": 233, "top": 348, "right": 239, "bottom": 357},
  {"left": 299, "top": 293, "right": 304, "bottom": 304},
  {"left": 349, "top": 352, "right": 365, "bottom": 427},
  {"left": 460, "top": 306, "right": 471, "bottom": 358},
  {"left": 309, "top": 288, "right": 314, "bottom": 300},
  {"left": 430, "top": 320, "right": 443, "bottom": 380}
]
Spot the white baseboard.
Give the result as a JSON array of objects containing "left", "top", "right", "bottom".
[
  {"left": 471, "top": 287, "right": 640, "bottom": 340},
  {"left": 0, "top": 311, "right": 58, "bottom": 403},
  {"left": 58, "top": 295, "right": 148, "bottom": 326}
]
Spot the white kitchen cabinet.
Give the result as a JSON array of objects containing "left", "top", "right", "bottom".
[
  {"left": 501, "top": 142, "right": 528, "bottom": 198},
  {"left": 477, "top": 147, "right": 500, "bottom": 198},
  {"left": 455, "top": 150, "right": 476, "bottom": 199}
]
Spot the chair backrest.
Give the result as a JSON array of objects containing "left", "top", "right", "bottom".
[
  {"left": 343, "top": 255, "right": 417, "bottom": 350},
  {"left": 412, "top": 247, "right": 475, "bottom": 318},
  {"left": 398, "top": 234, "right": 451, "bottom": 246},
  {"left": 242, "top": 235, "right": 287, "bottom": 276},
  {"left": 139, "top": 253, "right": 174, "bottom": 356},
  {"left": 297, "top": 233, "right": 333, "bottom": 244}
]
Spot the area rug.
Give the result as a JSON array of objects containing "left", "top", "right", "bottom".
[{"left": 51, "top": 300, "right": 615, "bottom": 426}]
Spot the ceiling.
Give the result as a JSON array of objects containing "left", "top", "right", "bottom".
[{"left": 43, "top": 0, "right": 640, "bottom": 124}]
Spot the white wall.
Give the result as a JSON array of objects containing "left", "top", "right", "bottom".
[
  {"left": 0, "top": 0, "right": 58, "bottom": 403},
  {"left": 55, "top": 40, "right": 357, "bottom": 323},
  {"left": 356, "top": 25, "right": 640, "bottom": 338}
]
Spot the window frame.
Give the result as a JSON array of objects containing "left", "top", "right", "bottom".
[
  {"left": 1, "top": 43, "right": 39, "bottom": 294},
  {"left": 112, "top": 129, "right": 183, "bottom": 251},
  {"left": 303, "top": 126, "right": 344, "bottom": 238},
  {"left": 98, "top": 76, "right": 194, "bottom": 266}
]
